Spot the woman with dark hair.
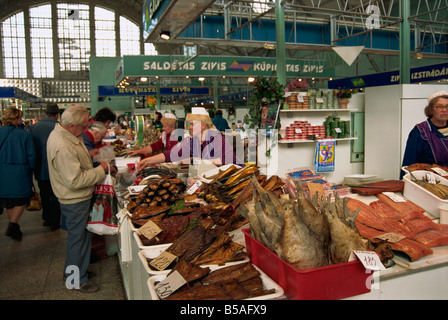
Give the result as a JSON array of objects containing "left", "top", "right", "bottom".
[
  {"left": 0, "top": 108, "right": 36, "bottom": 241},
  {"left": 153, "top": 111, "right": 163, "bottom": 131},
  {"left": 93, "top": 107, "right": 117, "bottom": 127},
  {"left": 402, "top": 90, "right": 448, "bottom": 177}
]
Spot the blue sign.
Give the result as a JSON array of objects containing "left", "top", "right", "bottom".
[
  {"left": 98, "top": 85, "right": 210, "bottom": 96},
  {"left": 328, "top": 62, "right": 448, "bottom": 89},
  {"left": 0, "top": 87, "right": 41, "bottom": 103}
]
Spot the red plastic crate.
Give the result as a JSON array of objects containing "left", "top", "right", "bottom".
[{"left": 242, "top": 228, "right": 371, "bottom": 300}]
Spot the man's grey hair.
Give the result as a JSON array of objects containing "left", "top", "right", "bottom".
[
  {"left": 60, "top": 105, "right": 89, "bottom": 127},
  {"left": 88, "top": 121, "right": 108, "bottom": 136}
]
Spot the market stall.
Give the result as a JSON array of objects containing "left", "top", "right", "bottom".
[
  {"left": 0, "top": 86, "right": 43, "bottom": 121},
  {"left": 108, "top": 132, "right": 448, "bottom": 300}
]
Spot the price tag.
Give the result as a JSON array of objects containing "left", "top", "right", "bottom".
[
  {"left": 187, "top": 180, "right": 202, "bottom": 195},
  {"left": 375, "top": 232, "right": 406, "bottom": 243},
  {"left": 297, "top": 96, "right": 304, "bottom": 103},
  {"left": 426, "top": 172, "right": 437, "bottom": 184},
  {"left": 382, "top": 192, "right": 406, "bottom": 203},
  {"left": 335, "top": 128, "right": 342, "bottom": 133},
  {"left": 295, "top": 128, "right": 302, "bottom": 134},
  {"left": 154, "top": 270, "right": 187, "bottom": 299},
  {"left": 139, "top": 220, "right": 162, "bottom": 240},
  {"left": 431, "top": 167, "right": 448, "bottom": 177},
  {"left": 316, "top": 97, "right": 324, "bottom": 103},
  {"left": 150, "top": 250, "right": 177, "bottom": 271},
  {"left": 349, "top": 251, "right": 386, "bottom": 271}
]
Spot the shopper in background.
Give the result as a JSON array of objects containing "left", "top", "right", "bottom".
[
  {"left": 47, "top": 105, "right": 109, "bottom": 293},
  {"left": 153, "top": 111, "right": 163, "bottom": 131},
  {"left": 212, "top": 109, "right": 230, "bottom": 132},
  {"left": 127, "top": 112, "right": 179, "bottom": 157},
  {"left": 29, "top": 103, "right": 61, "bottom": 231},
  {"left": 136, "top": 107, "right": 242, "bottom": 172},
  {"left": 0, "top": 108, "right": 36, "bottom": 241},
  {"left": 81, "top": 121, "right": 108, "bottom": 158},
  {"left": 402, "top": 90, "right": 448, "bottom": 178},
  {"left": 93, "top": 107, "right": 117, "bottom": 128},
  {"left": 117, "top": 115, "right": 128, "bottom": 129}
]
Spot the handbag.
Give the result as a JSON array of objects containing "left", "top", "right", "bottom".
[
  {"left": 86, "top": 167, "right": 118, "bottom": 235},
  {"left": 26, "top": 186, "right": 42, "bottom": 211}
]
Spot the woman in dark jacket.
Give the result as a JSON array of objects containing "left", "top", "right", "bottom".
[
  {"left": 402, "top": 90, "right": 448, "bottom": 178},
  {"left": 0, "top": 108, "right": 36, "bottom": 240}
]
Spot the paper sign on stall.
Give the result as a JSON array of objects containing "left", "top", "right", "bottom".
[
  {"left": 375, "top": 232, "right": 406, "bottom": 243},
  {"left": 382, "top": 192, "right": 406, "bottom": 203},
  {"left": 187, "top": 181, "right": 202, "bottom": 195},
  {"left": 154, "top": 271, "right": 187, "bottom": 299},
  {"left": 431, "top": 167, "right": 448, "bottom": 177},
  {"left": 150, "top": 251, "right": 177, "bottom": 271},
  {"left": 349, "top": 251, "right": 386, "bottom": 271},
  {"left": 139, "top": 220, "right": 162, "bottom": 240}
]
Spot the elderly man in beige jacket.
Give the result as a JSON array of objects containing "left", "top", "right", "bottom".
[{"left": 47, "top": 105, "right": 109, "bottom": 293}]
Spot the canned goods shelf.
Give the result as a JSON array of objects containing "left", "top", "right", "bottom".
[{"left": 278, "top": 137, "right": 358, "bottom": 144}]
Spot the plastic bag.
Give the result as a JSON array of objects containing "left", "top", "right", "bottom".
[
  {"left": 93, "top": 145, "right": 115, "bottom": 163},
  {"left": 86, "top": 171, "right": 118, "bottom": 235}
]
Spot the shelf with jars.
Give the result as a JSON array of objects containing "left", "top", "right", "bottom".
[{"left": 279, "top": 108, "right": 357, "bottom": 144}]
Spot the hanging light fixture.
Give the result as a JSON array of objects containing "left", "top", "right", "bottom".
[{"left": 160, "top": 31, "right": 171, "bottom": 40}]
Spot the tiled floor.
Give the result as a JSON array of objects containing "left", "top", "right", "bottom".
[{"left": 0, "top": 208, "right": 127, "bottom": 300}]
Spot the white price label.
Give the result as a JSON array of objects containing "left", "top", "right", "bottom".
[
  {"left": 349, "top": 251, "right": 386, "bottom": 271},
  {"left": 335, "top": 128, "right": 342, "bottom": 133},
  {"left": 187, "top": 180, "right": 202, "bottom": 195},
  {"left": 154, "top": 271, "right": 187, "bottom": 299},
  {"left": 426, "top": 172, "right": 437, "bottom": 184},
  {"left": 297, "top": 96, "right": 304, "bottom": 103},
  {"left": 316, "top": 98, "right": 324, "bottom": 103},
  {"left": 382, "top": 192, "right": 407, "bottom": 203},
  {"left": 431, "top": 167, "right": 448, "bottom": 177},
  {"left": 295, "top": 128, "right": 302, "bottom": 134}
]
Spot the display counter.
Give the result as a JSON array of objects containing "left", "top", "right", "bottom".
[
  {"left": 348, "top": 257, "right": 448, "bottom": 300},
  {"left": 117, "top": 213, "right": 448, "bottom": 300},
  {"left": 114, "top": 164, "right": 448, "bottom": 300}
]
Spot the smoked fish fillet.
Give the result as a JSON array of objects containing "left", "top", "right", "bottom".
[
  {"left": 348, "top": 198, "right": 415, "bottom": 239},
  {"left": 376, "top": 193, "right": 425, "bottom": 214},
  {"left": 355, "top": 222, "right": 433, "bottom": 261}
]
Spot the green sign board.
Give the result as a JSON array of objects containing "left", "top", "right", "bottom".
[{"left": 115, "top": 55, "right": 334, "bottom": 85}]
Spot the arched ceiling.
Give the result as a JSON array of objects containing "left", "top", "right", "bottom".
[
  {"left": 1, "top": 0, "right": 447, "bottom": 79},
  {"left": 0, "top": 0, "right": 143, "bottom": 25}
]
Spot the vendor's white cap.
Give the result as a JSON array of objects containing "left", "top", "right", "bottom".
[
  {"left": 191, "top": 107, "right": 209, "bottom": 115},
  {"left": 428, "top": 90, "right": 448, "bottom": 102},
  {"left": 163, "top": 112, "right": 177, "bottom": 119}
]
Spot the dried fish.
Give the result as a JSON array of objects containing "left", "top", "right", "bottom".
[
  {"left": 243, "top": 176, "right": 372, "bottom": 269},
  {"left": 321, "top": 200, "right": 369, "bottom": 264}
]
